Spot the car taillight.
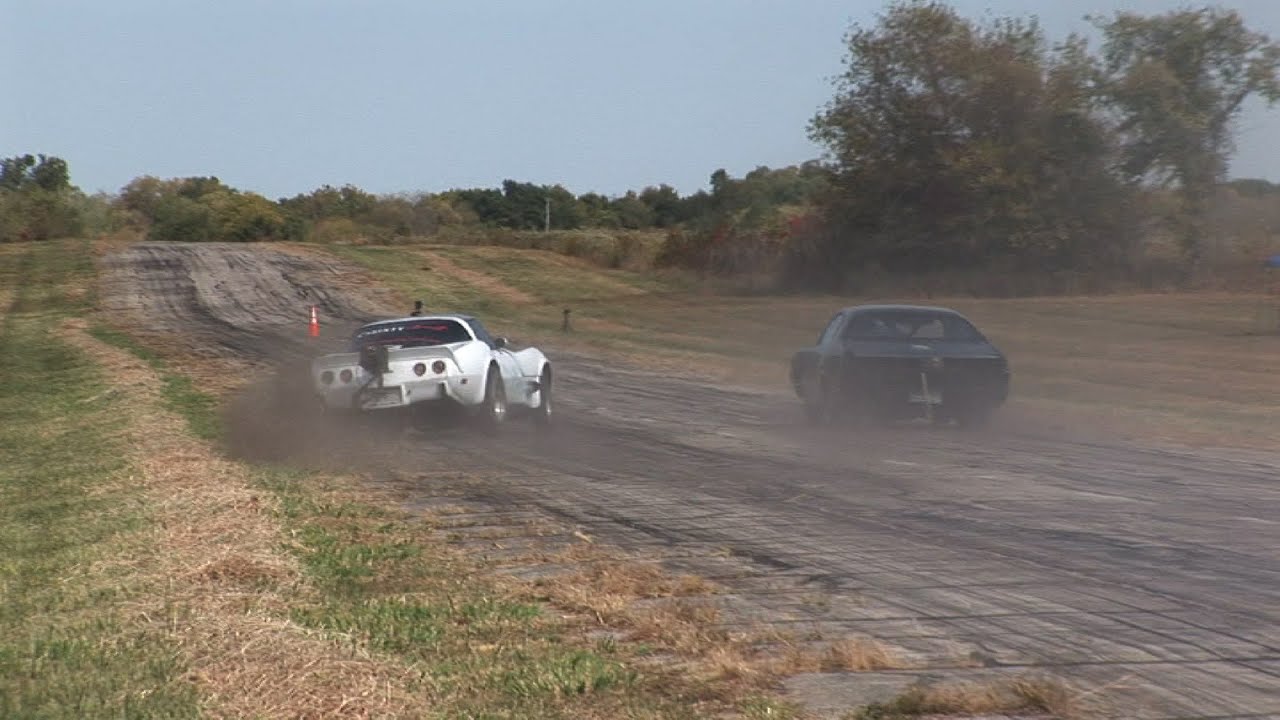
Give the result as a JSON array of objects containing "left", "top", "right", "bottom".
[
  {"left": 339, "top": 369, "right": 353, "bottom": 383},
  {"left": 413, "top": 362, "right": 427, "bottom": 376},
  {"left": 432, "top": 360, "right": 446, "bottom": 374},
  {"left": 320, "top": 370, "right": 334, "bottom": 385}
]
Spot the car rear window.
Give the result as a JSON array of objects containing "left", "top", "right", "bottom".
[
  {"left": 842, "top": 311, "right": 982, "bottom": 341},
  {"left": 350, "top": 320, "right": 472, "bottom": 350}
]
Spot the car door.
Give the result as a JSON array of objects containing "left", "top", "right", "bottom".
[{"left": 794, "top": 311, "right": 845, "bottom": 396}]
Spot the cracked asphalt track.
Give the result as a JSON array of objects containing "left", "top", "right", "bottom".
[{"left": 99, "top": 242, "right": 1280, "bottom": 718}]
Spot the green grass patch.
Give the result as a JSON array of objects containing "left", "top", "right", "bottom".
[
  {"left": 437, "top": 244, "right": 674, "bottom": 301},
  {"left": 0, "top": 241, "right": 200, "bottom": 719},
  {"left": 325, "top": 244, "right": 508, "bottom": 316},
  {"left": 87, "top": 325, "right": 222, "bottom": 442},
  {"left": 252, "top": 466, "right": 685, "bottom": 717},
  {"left": 391, "top": 226, "right": 667, "bottom": 273}
]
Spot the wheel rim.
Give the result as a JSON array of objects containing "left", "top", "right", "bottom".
[
  {"left": 540, "top": 373, "right": 552, "bottom": 418},
  {"left": 490, "top": 373, "right": 506, "bottom": 421}
]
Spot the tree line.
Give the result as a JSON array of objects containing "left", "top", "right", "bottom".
[
  {"left": 4, "top": 1, "right": 1280, "bottom": 293},
  {"left": 0, "top": 157, "right": 825, "bottom": 245}
]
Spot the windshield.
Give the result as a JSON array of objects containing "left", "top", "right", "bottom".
[
  {"left": 349, "top": 319, "right": 472, "bottom": 350},
  {"left": 842, "top": 311, "right": 983, "bottom": 342}
]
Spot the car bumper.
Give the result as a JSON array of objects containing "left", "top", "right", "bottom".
[
  {"left": 848, "top": 360, "right": 1009, "bottom": 413},
  {"left": 317, "top": 375, "right": 483, "bottom": 411}
]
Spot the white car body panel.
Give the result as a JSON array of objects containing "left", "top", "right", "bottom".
[{"left": 312, "top": 314, "right": 549, "bottom": 413}]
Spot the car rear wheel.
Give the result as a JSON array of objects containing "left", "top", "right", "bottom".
[
  {"left": 533, "top": 366, "right": 553, "bottom": 430},
  {"left": 802, "top": 370, "right": 837, "bottom": 426},
  {"left": 479, "top": 365, "right": 507, "bottom": 432},
  {"left": 955, "top": 404, "right": 993, "bottom": 430}
]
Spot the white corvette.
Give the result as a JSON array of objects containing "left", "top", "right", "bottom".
[{"left": 311, "top": 312, "right": 552, "bottom": 429}]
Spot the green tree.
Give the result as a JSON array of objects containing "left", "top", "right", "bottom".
[
  {"left": 638, "top": 184, "right": 684, "bottom": 227},
  {"left": 0, "top": 154, "right": 84, "bottom": 242},
  {"left": 0, "top": 155, "right": 37, "bottom": 191},
  {"left": 446, "top": 188, "right": 506, "bottom": 226},
  {"left": 205, "top": 190, "right": 287, "bottom": 242},
  {"left": 27, "top": 155, "right": 71, "bottom": 192},
  {"left": 1093, "top": 6, "right": 1280, "bottom": 266},
  {"left": 176, "top": 176, "right": 230, "bottom": 200},
  {"left": 545, "top": 184, "right": 584, "bottom": 230},
  {"left": 278, "top": 184, "right": 377, "bottom": 222},
  {"left": 610, "top": 191, "right": 654, "bottom": 229},
  {"left": 148, "top": 194, "right": 214, "bottom": 242},
  {"left": 803, "top": 0, "right": 1134, "bottom": 289},
  {"left": 577, "top": 192, "right": 619, "bottom": 227},
  {"left": 119, "top": 176, "right": 176, "bottom": 220}
]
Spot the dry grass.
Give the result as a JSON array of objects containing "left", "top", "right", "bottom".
[
  {"left": 852, "top": 674, "right": 1079, "bottom": 719},
  {"left": 820, "top": 637, "right": 903, "bottom": 672},
  {"left": 754, "top": 636, "right": 905, "bottom": 679},
  {"left": 60, "top": 317, "right": 431, "bottom": 719},
  {"left": 516, "top": 543, "right": 915, "bottom": 698},
  {"left": 533, "top": 558, "right": 718, "bottom": 624}
]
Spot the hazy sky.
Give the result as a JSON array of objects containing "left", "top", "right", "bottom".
[{"left": 5, "top": 1, "right": 1280, "bottom": 199}]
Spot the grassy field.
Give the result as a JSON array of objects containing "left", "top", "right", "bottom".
[
  {"left": 326, "top": 242, "right": 1280, "bottom": 449},
  {"left": 0, "top": 241, "right": 200, "bottom": 718}
]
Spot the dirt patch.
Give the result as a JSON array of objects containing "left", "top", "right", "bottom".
[
  {"left": 60, "top": 318, "right": 430, "bottom": 719},
  {"left": 268, "top": 241, "right": 403, "bottom": 316}
]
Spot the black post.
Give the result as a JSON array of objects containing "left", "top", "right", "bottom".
[{"left": 562, "top": 308, "right": 572, "bottom": 333}]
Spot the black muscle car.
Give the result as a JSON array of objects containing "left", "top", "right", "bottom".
[{"left": 790, "top": 304, "right": 1010, "bottom": 427}]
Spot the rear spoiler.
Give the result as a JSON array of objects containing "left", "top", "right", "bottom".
[{"left": 312, "top": 344, "right": 458, "bottom": 373}]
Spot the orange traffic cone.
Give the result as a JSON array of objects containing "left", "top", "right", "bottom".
[{"left": 309, "top": 305, "right": 320, "bottom": 338}]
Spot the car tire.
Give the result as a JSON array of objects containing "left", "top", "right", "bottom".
[
  {"left": 956, "top": 405, "right": 992, "bottom": 430},
  {"left": 802, "top": 370, "right": 838, "bottom": 426},
  {"left": 479, "top": 364, "right": 507, "bottom": 433},
  {"left": 533, "top": 366, "right": 553, "bottom": 430}
]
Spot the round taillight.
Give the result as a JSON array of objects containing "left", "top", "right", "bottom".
[
  {"left": 320, "top": 370, "right": 334, "bottom": 385},
  {"left": 339, "top": 369, "right": 353, "bottom": 384},
  {"left": 413, "top": 362, "right": 427, "bottom": 377},
  {"left": 431, "top": 360, "right": 446, "bottom": 374}
]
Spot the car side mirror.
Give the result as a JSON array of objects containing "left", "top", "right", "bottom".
[{"left": 493, "top": 336, "right": 508, "bottom": 349}]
